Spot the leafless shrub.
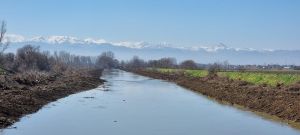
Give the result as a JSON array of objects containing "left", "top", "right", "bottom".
[
  {"left": 49, "top": 59, "right": 68, "bottom": 73},
  {"left": 0, "top": 53, "right": 14, "bottom": 70},
  {"left": 13, "top": 45, "right": 51, "bottom": 72},
  {"left": 52, "top": 51, "right": 96, "bottom": 70},
  {"left": 208, "top": 63, "right": 221, "bottom": 76},
  {"left": 13, "top": 70, "right": 50, "bottom": 86},
  {"left": 126, "top": 56, "right": 146, "bottom": 69},
  {"left": 180, "top": 60, "right": 198, "bottom": 69},
  {"left": 96, "top": 51, "right": 118, "bottom": 69},
  {"left": 147, "top": 57, "right": 177, "bottom": 68}
]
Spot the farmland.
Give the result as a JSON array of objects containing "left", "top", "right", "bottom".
[
  {"left": 148, "top": 68, "right": 300, "bottom": 86},
  {"left": 218, "top": 71, "right": 300, "bottom": 86}
]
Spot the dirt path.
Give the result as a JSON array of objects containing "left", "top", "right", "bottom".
[
  {"left": 0, "top": 69, "right": 104, "bottom": 128},
  {"left": 130, "top": 69, "right": 300, "bottom": 125}
]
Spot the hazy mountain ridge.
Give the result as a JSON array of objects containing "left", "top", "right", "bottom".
[
  {"left": 5, "top": 35, "right": 300, "bottom": 65},
  {"left": 5, "top": 34, "right": 273, "bottom": 51}
]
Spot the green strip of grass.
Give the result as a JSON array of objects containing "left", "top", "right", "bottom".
[
  {"left": 183, "top": 70, "right": 208, "bottom": 77},
  {"left": 218, "top": 71, "right": 300, "bottom": 86},
  {"left": 147, "top": 68, "right": 208, "bottom": 78},
  {"left": 156, "top": 68, "right": 179, "bottom": 73},
  {"left": 147, "top": 68, "right": 300, "bottom": 86}
]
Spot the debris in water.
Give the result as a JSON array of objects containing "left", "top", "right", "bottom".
[
  {"left": 6, "top": 126, "right": 17, "bottom": 129},
  {"left": 83, "top": 96, "right": 95, "bottom": 99}
]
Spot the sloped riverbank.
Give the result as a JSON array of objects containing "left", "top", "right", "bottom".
[{"left": 0, "top": 69, "right": 104, "bottom": 128}]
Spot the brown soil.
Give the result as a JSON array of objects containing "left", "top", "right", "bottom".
[
  {"left": 0, "top": 69, "right": 104, "bottom": 128},
  {"left": 130, "top": 69, "right": 300, "bottom": 124}
]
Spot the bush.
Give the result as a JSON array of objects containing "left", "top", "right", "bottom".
[
  {"left": 14, "top": 45, "right": 51, "bottom": 72},
  {"left": 13, "top": 70, "right": 51, "bottom": 86},
  {"left": 208, "top": 63, "right": 221, "bottom": 76},
  {"left": 126, "top": 56, "right": 146, "bottom": 69},
  {"left": 95, "top": 51, "right": 117, "bottom": 69},
  {"left": 180, "top": 60, "right": 198, "bottom": 69}
]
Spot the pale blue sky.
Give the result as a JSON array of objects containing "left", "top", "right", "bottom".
[{"left": 0, "top": 0, "right": 299, "bottom": 50}]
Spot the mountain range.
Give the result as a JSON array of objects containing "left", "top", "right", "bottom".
[{"left": 5, "top": 34, "right": 300, "bottom": 65}]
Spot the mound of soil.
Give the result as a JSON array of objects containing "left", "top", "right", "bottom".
[
  {"left": 0, "top": 69, "right": 104, "bottom": 128},
  {"left": 130, "top": 69, "right": 300, "bottom": 124}
]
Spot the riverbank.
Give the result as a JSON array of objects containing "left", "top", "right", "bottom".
[
  {"left": 129, "top": 69, "right": 300, "bottom": 125},
  {"left": 0, "top": 69, "right": 104, "bottom": 128}
]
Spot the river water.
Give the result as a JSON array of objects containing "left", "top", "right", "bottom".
[{"left": 1, "top": 70, "right": 300, "bottom": 135}]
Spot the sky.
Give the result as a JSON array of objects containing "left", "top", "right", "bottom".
[{"left": 0, "top": 0, "right": 299, "bottom": 50}]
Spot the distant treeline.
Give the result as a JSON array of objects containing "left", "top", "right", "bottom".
[{"left": 118, "top": 56, "right": 300, "bottom": 71}]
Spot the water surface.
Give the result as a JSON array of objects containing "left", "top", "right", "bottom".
[{"left": 1, "top": 70, "right": 300, "bottom": 135}]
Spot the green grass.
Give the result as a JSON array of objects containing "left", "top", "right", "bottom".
[
  {"left": 183, "top": 70, "right": 208, "bottom": 77},
  {"left": 147, "top": 68, "right": 300, "bottom": 86},
  {"left": 155, "top": 68, "right": 179, "bottom": 73},
  {"left": 147, "top": 68, "right": 208, "bottom": 77},
  {"left": 218, "top": 71, "right": 300, "bottom": 86}
]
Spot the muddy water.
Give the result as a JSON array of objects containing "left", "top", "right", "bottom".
[{"left": 1, "top": 70, "right": 300, "bottom": 135}]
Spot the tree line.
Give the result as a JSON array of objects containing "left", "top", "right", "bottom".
[
  {"left": 0, "top": 21, "right": 120, "bottom": 74},
  {"left": 119, "top": 56, "right": 199, "bottom": 70}
]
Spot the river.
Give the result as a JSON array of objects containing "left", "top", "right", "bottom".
[{"left": 1, "top": 70, "right": 300, "bottom": 135}]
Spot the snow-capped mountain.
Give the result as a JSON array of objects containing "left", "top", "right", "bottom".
[
  {"left": 5, "top": 35, "right": 99, "bottom": 45},
  {"left": 4, "top": 34, "right": 300, "bottom": 65},
  {"left": 4, "top": 34, "right": 263, "bottom": 51}
]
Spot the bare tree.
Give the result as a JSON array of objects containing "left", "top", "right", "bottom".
[
  {"left": 0, "top": 21, "right": 10, "bottom": 71},
  {"left": 149, "top": 57, "right": 177, "bottom": 68},
  {"left": 208, "top": 63, "right": 221, "bottom": 76},
  {"left": 96, "top": 51, "right": 117, "bottom": 69},
  {"left": 180, "top": 60, "right": 198, "bottom": 69},
  {"left": 0, "top": 21, "right": 8, "bottom": 54},
  {"left": 14, "top": 45, "right": 51, "bottom": 71},
  {"left": 126, "top": 56, "right": 146, "bottom": 69},
  {"left": 159, "top": 57, "right": 177, "bottom": 68},
  {"left": 1, "top": 53, "right": 15, "bottom": 69},
  {"left": 221, "top": 60, "right": 230, "bottom": 71}
]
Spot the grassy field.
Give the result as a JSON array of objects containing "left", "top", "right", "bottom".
[
  {"left": 148, "top": 68, "right": 300, "bottom": 86},
  {"left": 218, "top": 71, "right": 300, "bottom": 86},
  {"left": 151, "top": 68, "right": 208, "bottom": 78}
]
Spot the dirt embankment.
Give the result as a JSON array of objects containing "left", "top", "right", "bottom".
[
  {"left": 0, "top": 69, "right": 104, "bottom": 128},
  {"left": 130, "top": 69, "right": 300, "bottom": 124}
]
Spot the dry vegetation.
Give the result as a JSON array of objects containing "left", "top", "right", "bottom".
[{"left": 0, "top": 21, "right": 117, "bottom": 128}]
